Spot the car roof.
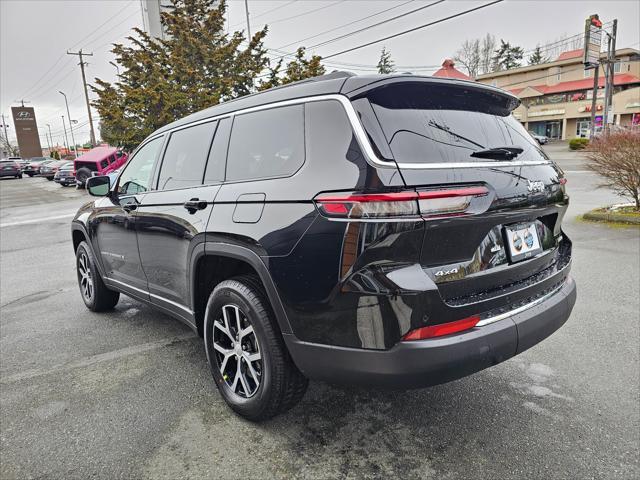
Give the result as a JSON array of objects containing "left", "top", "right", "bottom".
[
  {"left": 153, "top": 72, "right": 519, "bottom": 137},
  {"left": 74, "top": 146, "right": 119, "bottom": 163}
]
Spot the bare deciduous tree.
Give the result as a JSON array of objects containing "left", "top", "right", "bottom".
[
  {"left": 454, "top": 39, "right": 480, "bottom": 78},
  {"left": 479, "top": 33, "right": 497, "bottom": 74},
  {"left": 586, "top": 132, "right": 640, "bottom": 210}
]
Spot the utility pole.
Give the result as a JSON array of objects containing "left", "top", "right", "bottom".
[
  {"left": 244, "top": 0, "right": 251, "bottom": 40},
  {"left": 67, "top": 50, "right": 96, "bottom": 147},
  {"left": 61, "top": 115, "right": 70, "bottom": 152},
  {"left": 59, "top": 91, "right": 78, "bottom": 158},
  {"left": 589, "top": 64, "right": 599, "bottom": 138},
  {"left": 46, "top": 124, "right": 54, "bottom": 148},
  {"left": 604, "top": 19, "right": 617, "bottom": 135}
]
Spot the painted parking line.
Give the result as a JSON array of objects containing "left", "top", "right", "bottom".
[{"left": 0, "top": 212, "right": 76, "bottom": 228}]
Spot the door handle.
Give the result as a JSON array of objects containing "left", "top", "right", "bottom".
[
  {"left": 184, "top": 198, "right": 208, "bottom": 214},
  {"left": 122, "top": 203, "right": 137, "bottom": 213}
]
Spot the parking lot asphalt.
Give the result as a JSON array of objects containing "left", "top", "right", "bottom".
[{"left": 1, "top": 145, "right": 638, "bottom": 479}]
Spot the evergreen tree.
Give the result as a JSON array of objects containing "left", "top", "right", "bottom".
[
  {"left": 377, "top": 47, "right": 395, "bottom": 74},
  {"left": 258, "top": 48, "right": 326, "bottom": 91},
  {"left": 528, "top": 45, "right": 548, "bottom": 65},
  {"left": 491, "top": 39, "right": 524, "bottom": 71},
  {"left": 92, "top": 0, "right": 270, "bottom": 149}
]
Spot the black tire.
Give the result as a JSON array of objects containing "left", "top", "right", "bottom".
[
  {"left": 76, "top": 241, "right": 119, "bottom": 312},
  {"left": 46, "top": 177, "right": 53, "bottom": 181},
  {"left": 27, "top": 173, "right": 34, "bottom": 177},
  {"left": 204, "top": 275, "right": 308, "bottom": 421},
  {"left": 75, "top": 167, "right": 91, "bottom": 186}
]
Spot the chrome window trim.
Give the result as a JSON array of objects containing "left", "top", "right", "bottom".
[{"left": 152, "top": 94, "right": 551, "bottom": 171}]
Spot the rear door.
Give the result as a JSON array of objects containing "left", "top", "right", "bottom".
[
  {"left": 136, "top": 119, "right": 228, "bottom": 321},
  {"left": 354, "top": 81, "right": 569, "bottom": 307}
]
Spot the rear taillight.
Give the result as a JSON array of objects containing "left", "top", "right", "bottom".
[
  {"left": 314, "top": 186, "right": 490, "bottom": 220},
  {"left": 402, "top": 315, "right": 480, "bottom": 341}
]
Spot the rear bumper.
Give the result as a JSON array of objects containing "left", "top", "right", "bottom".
[
  {"left": 0, "top": 170, "right": 20, "bottom": 177},
  {"left": 285, "top": 276, "right": 576, "bottom": 389}
]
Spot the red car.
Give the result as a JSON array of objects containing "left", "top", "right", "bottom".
[{"left": 74, "top": 147, "right": 128, "bottom": 187}]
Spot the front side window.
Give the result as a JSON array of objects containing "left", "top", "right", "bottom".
[
  {"left": 117, "top": 136, "right": 163, "bottom": 195},
  {"left": 157, "top": 121, "right": 217, "bottom": 190},
  {"left": 226, "top": 105, "right": 304, "bottom": 182}
]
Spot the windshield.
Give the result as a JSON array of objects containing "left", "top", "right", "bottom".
[{"left": 364, "top": 82, "right": 542, "bottom": 164}]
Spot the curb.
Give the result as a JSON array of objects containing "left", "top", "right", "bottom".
[{"left": 583, "top": 210, "right": 640, "bottom": 225}]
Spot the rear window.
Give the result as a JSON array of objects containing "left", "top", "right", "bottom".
[
  {"left": 226, "top": 105, "right": 304, "bottom": 182},
  {"left": 363, "top": 83, "right": 538, "bottom": 164},
  {"left": 75, "top": 161, "right": 97, "bottom": 171}
]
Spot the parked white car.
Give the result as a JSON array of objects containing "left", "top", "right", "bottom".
[{"left": 528, "top": 131, "right": 549, "bottom": 144}]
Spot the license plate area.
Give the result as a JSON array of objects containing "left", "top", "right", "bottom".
[{"left": 504, "top": 222, "right": 542, "bottom": 263}]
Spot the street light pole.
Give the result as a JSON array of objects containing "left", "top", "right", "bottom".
[
  {"left": 42, "top": 128, "right": 52, "bottom": 153},
  {"left": 59, "top": 91, "right": 78, "bottom": 159},
  {"left": 61, "top": 115, "right": 70, "bottom": 153}
]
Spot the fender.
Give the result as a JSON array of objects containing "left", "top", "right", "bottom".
[
  {"left": 191, "top": 242, "right": 293, "bottom": 334},
  {"left": 71, "top": 220, "right": 107, "bottom": 278}
]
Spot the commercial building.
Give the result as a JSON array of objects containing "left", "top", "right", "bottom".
[{"left": 476, "top": 48, "right": 640, "bottom": 139}]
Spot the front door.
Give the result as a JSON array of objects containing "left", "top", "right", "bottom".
[
  {"left": 136, "top": 118, "right": 229, "bottom": 319},
  {"left": 93, "top": 135, "right": 164, "bottom": 295}
]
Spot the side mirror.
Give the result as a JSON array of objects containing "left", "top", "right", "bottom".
[{"left": 86, "top": 175, "right": 111, "bottom": 197}]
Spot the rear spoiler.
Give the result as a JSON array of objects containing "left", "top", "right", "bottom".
[{"left": 342, "top": 76, "right": 520, "bottom": 116}]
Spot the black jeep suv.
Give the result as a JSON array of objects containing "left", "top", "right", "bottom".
[{"left": 72, "top": 73, "right": 576, "bottom": 421}]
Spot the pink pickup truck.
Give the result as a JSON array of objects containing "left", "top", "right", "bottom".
[{"left": 74, "top": 147, "right": 128, "bottom": 187}]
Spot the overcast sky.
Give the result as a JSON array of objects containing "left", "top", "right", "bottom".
[{"left": 1, "top": 0, "right": 638, "bottom": 146}]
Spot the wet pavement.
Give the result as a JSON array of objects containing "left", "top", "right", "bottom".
[{"left": 1, "top": 146, "right": 638, "bottom": 479}]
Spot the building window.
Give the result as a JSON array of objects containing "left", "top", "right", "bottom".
[
  {"left": 614, "top": 62, "right": 621, "bottom": 73},
  {"left": 584, "top": 68, "right": 592, "bottom": 78}
]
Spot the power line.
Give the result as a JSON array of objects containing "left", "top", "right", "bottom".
[
  {"left": 261, "top": 0, "right": 346, "bottom": 26},
  {"left": 229, "top": 0, "right": 297, "bottom": 28},
  {"left": 68, "top": 0, "right": 137, "bottom": 51},
  {"left": 17, "top": 1, "right": 135, "bottom": 100},
  {"left": 323, "top": 0, "right": 505, "bottom": 60},
  {"left": 307, "top": 0, "right": 445, "bottom": 51},
  {"left": 276, "top": 0, "right": 416, "bottom": 50}
]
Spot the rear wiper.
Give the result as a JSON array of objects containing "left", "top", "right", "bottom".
[{"left": 470, "top": 146, "right": 523, "bottom": 160}]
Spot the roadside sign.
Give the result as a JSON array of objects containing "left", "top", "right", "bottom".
[{"left": 583, "top": 14, "right": 602, "bottom": 69}]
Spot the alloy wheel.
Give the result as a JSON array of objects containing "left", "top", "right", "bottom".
[
  {"left": 77, "top": 252, "right": 94, "bottom": 301},
  {"left": 212, "top": 304, "right": 262, "bottom": 398}
]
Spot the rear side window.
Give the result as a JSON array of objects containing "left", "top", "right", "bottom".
[
  {"left": 226, "top": 105, "right": 304, "bottom": 182},
  {"left": 204, "top": 117, "right": 230, "bottom": 183},
  {"left": 157, "top": 121, "right": 216, "bottom": 190},
  {"left": 364, "top": 83, "right": 537, "bottom": 164},
  {"left": 100, "top": 159, "right": 109, "bottom": 169}
]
